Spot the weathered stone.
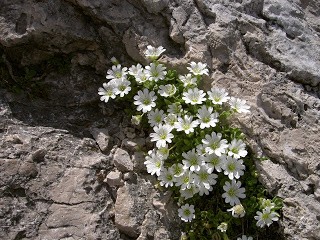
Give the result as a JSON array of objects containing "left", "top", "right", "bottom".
[
  {"left": 121, "top": 137, "right": 146, "bottom": 152},
  {"left": 1, "top": 0, "right": 320, "bottom": 239},
  {"left": 0, "top": 121, "right": 118, "bottom": 239},
  {"left": 90, "top": 128, "right": 112, "bottom": 153},
  {"left": 141, "top": 0, "right": 169, "bottom": 14},
  {"left": 123, "top": 172, "right": 136, "bottom": 182},
  {"left": 30, "top": 149, "right": 47, "bottom": 163},
  {"left": 113, "top": 148, "right": 133, "bottom": 172},
  {"left": 105, "top": 171, "right": 123, "bottom": 187},
  {"left": 0, "top": 159, "right": 20, "bottom": 187},
  {"left": 114, "top": 175, "right": 180, "bottom": 239},
  {"left": 49, "top": 168, "right": 93, "bottom": 204},
  {"left": 38, "top": 203, "right": 107, "bottom": 240},
  {"left": 115, "top": 184, "right": 141, "bottom": 238},
  {"left": 132, "top": 151, "right": 146, "bottom": 172},
  {"left": 18, "top": 161, "right": 38, "bottom": 178}
]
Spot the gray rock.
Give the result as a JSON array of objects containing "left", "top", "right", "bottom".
[
  {"left": 37, "top": 203, "right": 103, "bottom": 240},
  {"left": 1, "top": 0, "right": 320, "bottom": 239},
  {"left": 121, "top": 137, "right": 146, "bottom": 153},
  {"left": 115, "top": 184, "right": 141, "bottom": 238},
  {"left": 0, "top": 110, "right": 118, "bottom": 239},
  {"left": 114, "top": 175, "right": 180, "bottom": 239},
  {"left": 141, "top": 0, "right": 169, "bottom": 14},
  {"left": 113, "top": 148, "right": 133, "bottom": 172},
  {"left": 132, "top": 151, "right": 146, "bottom": 172},
  {"left": 123, "top": 172, "right": 136, "bottom": 182},
  {"left": 105, "top": 171, "right": 124, "bottom": 187},
  {"left": 90, "top": 128, "right": 112, "bottom": 153}
]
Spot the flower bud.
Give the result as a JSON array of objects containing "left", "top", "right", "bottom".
[
  {"left": 227, "top": 204, "right": 246, "bottom": 218},
  {"left": 180, "top": 232, "right": 188, "bottom": 240},
  {"left": 217, "top": 222, "right": 228, "bottom": 232},
  {"left": 110, "top": 57, "right": 119, "bottom": 65},
  {"left": 131, "top": 115, "right": 142, "bottom": 125}
]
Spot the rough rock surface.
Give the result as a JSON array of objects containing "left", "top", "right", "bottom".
[{"left": 0, "top": 0, "right": 319, "bottom": 239}]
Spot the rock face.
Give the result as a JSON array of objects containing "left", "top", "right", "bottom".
[
  {"left": 0, "top": 92, "right": 180, "bottom": 240},
  {"left": 0, "top": 0, "right": 319, "bottom": 239}
]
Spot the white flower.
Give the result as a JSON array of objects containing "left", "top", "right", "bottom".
[
  {"left": 222, "top": 180, "right": 246, "bottom": 206},
  {"left": 171, "top": 163, "right": 185, "bottom": 178},
  {"left": 175, "top": 170, "right": 196, "bottom": 190},
  {"left": 135, "top": 69, "right": 149, "bottom": 83},
  {"left": 128, "top": 63, "right": 143, "bottom": 76},
  {"left": 187, "top": 61, "right": 209, "bottom": 76},
  {"left": 222, "top": 156, "right": 245, "bottom": 180},
  {"left": 207, "top": 87, "right": 230, "bottom": 105},
  {"left": 150, "top": 124, "right": 174, "bottom": 148},
  {"left": 145, "top": 63, "right": 167, "bottom": 81},
  {"left": 227, "top": 204, "right": 246, "bottom": 218},
  {"left": 228, "top": 139, "right": 248, "bottom": 159},
  {"left": 98, "top": 82, "right": 116, "bottom": 103},
  {"left": 157, "top": 145, "right": 170, "bottom": 160},
  {"left": 254, "top": 207, "right": 279, "bottom": 228},
  {"left": 106, "top": 64, "right": 128, "bottom": 80},
  {"left": 178, "top": 74, "right": 197, "bottom": 87},
  {"left": 164, "top": 113, "right": 178, "bottom": 127},
  {"left": 144, "top": 151, "right": 164, "bottom": 176},
  {"left": 114, "top": 78, "right": 131, "bottom": 97},
  {"left": 148, "top": 108, "right": 166, "bottom": 127},
  {"left": 237, "top": 235, "right": 253, "bottom": 240},
  {"left": 167, "top": 103, "right": 183, "bottom": 116},
  {"left": 261, "top": 198, "right": 276, "bottom": 209},
  {"left": 196, "top": 105, "right": 219, "bottom": 129},
  {"left": 158, "top": 167, "right": 175, "bottom": 188},
  {"left": 217, "top": 222, "right": 228, "bottom": 232},
  {"left": 196, "top": 143, "right": 206, "bottom": 155},
  {"left": 197, "top": 183, "right": 213, "bottom": 196},
  {"left": 182, "top": 149, "right": 204, "bottom": 172},
  {"left": 131, "top": 115, "right": 142, "bottom": 125},
  {"left": 194, "top": 165, "right": 217, "bottom": 189},
  {"left": 133, "top": 88, "right": 157, "bottom": 113},
  {"left": 144, "top": 45, "right": 166, "bottom": 60},
  {"left": 179, "top": 184, "right": 199, "bottom": 200},
  {"left": 203, "top": 153, "right": 224, "bottom": 173},
  {"left": 202, "top": 132, "right": 229, "bottom": 156},
  {"left": 158, "top": 84, "right": 177, "bottom": 97},
  {"left": 178, "top": 204, "right": 195, "bottom": 222},
  {"left": 182, "top": 88, "right": 206, "bottom": 105},
  {"left": 174, "top": 115, "right": 199, "bottom": 134},
  {"left": 229, "top": 97, "right": 250, "bottom": 113}
]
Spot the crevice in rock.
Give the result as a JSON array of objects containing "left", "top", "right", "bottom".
[
  {"left": 30, "top": 197, "right": 95, "bottom": 207},
  {"left": 3, "top": 187, "right": 27, "bottom": 198},
  {"left": 241, "top": 36, "right": 284, "bottom": 74},
  {"left": 15, "top": 13, "right": 28, "bottom": 35},
  {"left": 13, "top": 229, "right": 26, "bottom": 240},
  {"left": 193, "top": 0, "right": 216, "bottom": 27},
  {"left": 218, "top": 62, "right": 230, "bottom": 74}
]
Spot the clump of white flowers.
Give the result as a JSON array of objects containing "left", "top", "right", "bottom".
[
  {"left": 98, "top": 45, "right": 281, "bottom": 239},
  {"left": 254, "top": 198, "right": 280, "bottom": 228}
]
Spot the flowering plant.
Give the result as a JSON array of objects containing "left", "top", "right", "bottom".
[{"left": 98, "top": 46, "right": 282, "bottom": 239}]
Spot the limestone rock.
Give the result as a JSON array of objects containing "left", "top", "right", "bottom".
[
  {"left": 132, "top": 151, "right": 146, "bottom": 172},
  {"left": 1, "top": 0, "right": 320, "bottom": 239},
  {"left": 141, "top": 0, "right": 169, "bottom": 14},
  {"left": 90, "top": 127, "right": 112, "bottom": 153},
  {"left": 115, "top": 184, "right": 141, "bottom": 238},
  {"left": 114, "top": 175, "right": 180, "bottom": 239},
  {"left": 106, "top": 171, "right": 124, "bottom": 187},
  {"left": 0, "top": 108, "right": 119, "bottom": 239},
  {"left": 113, "top": 148, "right": 133, "bottom": 172}
]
